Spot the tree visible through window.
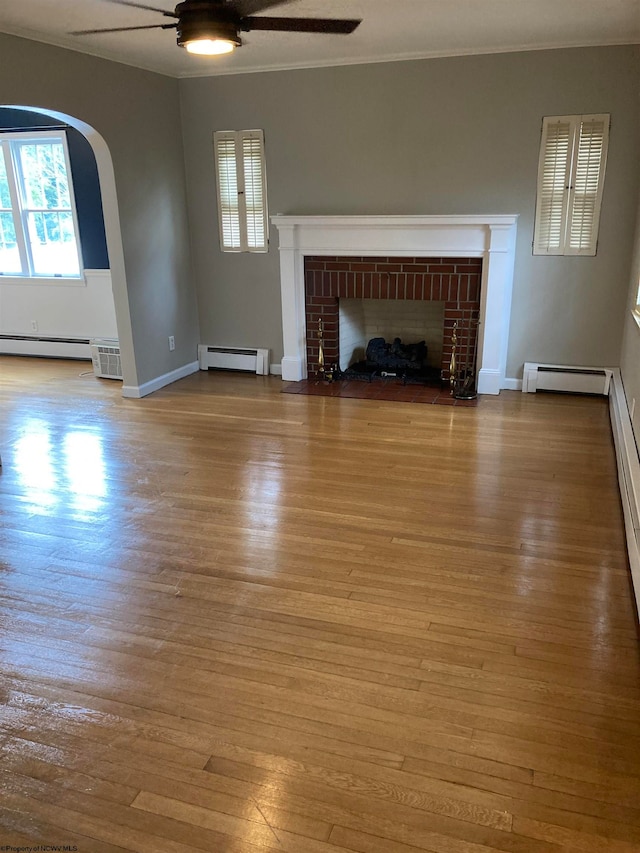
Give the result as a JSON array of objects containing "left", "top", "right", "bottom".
[
  {"left": 0, "top": 131, "right": 82, "bottom": 277},
  {"left": 213, "top": 129, "right": 268, "bottom": 253}
]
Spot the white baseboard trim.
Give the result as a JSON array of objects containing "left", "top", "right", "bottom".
[
  {"left": 122, "top": 360, "right": 199, "bottom": 399},
  {"left": 608, "top": 368, "right": 640, "bottom": 617},
  {"left": 270, "top": 363, "right": 282, "bottom": 376},
  {"left": 502, "top": 377, "right": 522, "bottom": 391}
]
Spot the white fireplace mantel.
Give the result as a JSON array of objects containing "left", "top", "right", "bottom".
[{"left": 272, "top": 214, "right": 518, "bottom": 395}]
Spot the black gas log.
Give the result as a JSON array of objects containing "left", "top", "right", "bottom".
[{"left": 344, "top": 336, "right": 439, "bottom": 381}]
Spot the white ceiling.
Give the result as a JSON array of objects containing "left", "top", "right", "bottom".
[{"left": 1, "top": 0, "right": 638, "bottom": 79}]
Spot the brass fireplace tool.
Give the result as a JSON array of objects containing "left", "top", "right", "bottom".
[
  {"left": 317, "top": 317, "right": 338, "bottom": 382},
  {"left": 449, "top": 319, "right": 479, "bottom": 399},
  {"left": 449, "top": 323, "right": 458, "bottom": 397}
]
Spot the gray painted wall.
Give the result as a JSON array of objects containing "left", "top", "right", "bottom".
[
  {"left": 619, "top": 191, "right": 640, "bottom": 437},
  {"left": 0, "top": 32, "right": 200, "bottom": 387},
  {"left": 179, "top": 46, "right": 640, "bottom": 378}
]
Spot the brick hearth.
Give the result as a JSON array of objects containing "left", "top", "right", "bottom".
[{"left": 304, "top": 256, "right": 482, "bottom": 378}]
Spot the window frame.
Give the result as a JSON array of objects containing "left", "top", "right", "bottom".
[
  {"left": 0, "top": 130, "right": 84, "bottom": 281},
  {"left": 633, "top": 277, "right": 640, "bottom": 322},
  {"left": 533, "top": 114, "right": 610, "bottom": 257},
  {"left": 213, "top": 129, "right": 268, "bottom": 254}
]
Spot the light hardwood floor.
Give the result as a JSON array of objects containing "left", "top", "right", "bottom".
[{"left": 0, "top": 356, "right": 639, "bottom": 853}]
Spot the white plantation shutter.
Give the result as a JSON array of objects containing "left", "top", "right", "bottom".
[
  {"left": 242, "top": 134, "right": 267, "bottom": 249},
  {"left": 568, "top": 117, "right": 608, "bottom": 252},
  {"left": 214, "top": 134, "right": 241, "bottom": 250},
  {"left": 534, "top": 119, "right": 572, "bottom": 254},
  {"left": 533, "top": 114, "right": 609, "bottom": 256},
  {"left": 214, "top": 130, "right": 268, "bottom": 252}
]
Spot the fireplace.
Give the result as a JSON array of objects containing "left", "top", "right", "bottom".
[
  {"left": 304, "top": 255, "right": 481, "bottom": 380},
  {"left": 272, "top": 215, "right": 518, "bottom": 395}
]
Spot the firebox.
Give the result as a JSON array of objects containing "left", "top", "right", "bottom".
[{"left": 304, "top": 255, "right": 481, "bottom": 381}]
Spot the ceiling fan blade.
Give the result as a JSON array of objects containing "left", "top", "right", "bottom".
[
  {"left": 241, "top": 16, "right": 361, "bottom": 34},
  {"left": 229, "top": 0, "right": 296, "bottom": 17},
  {"left": 98, "top": 0, "right": 178, "bottom": 18},
  {"left": 70, "top": 23, "right": 177, "bottom": 35}
]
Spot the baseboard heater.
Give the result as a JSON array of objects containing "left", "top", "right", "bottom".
[
  {"left": 198, "top": 345, "right": 269, "bottom": 375},
  {"left": 0, "top": 335, "right": 91, "bottom": 360},
  {"left": 609, "top": 369, "right": 640, "bottom": 617},
  {"left": 522, "top": 362, "right": 613, "bottom": 395}
]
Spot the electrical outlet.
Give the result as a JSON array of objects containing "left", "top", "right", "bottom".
[
  {"left": 168, "top": 335, "right": 175, "bottom": 351},
  {"left": 31, "top": 320, "right": 38, "bottom": 332}
]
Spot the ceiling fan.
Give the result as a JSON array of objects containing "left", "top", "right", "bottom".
[{"left": 71, "top": 0, "right": 362, "bottom": 56}]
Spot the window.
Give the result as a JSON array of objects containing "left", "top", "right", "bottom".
[
  {"left": 533, "top": 114, "right": 609, "bottom": 256},
  {"left": 213, "top": 129, "right": 268, "bottom": 253},
  {"left": 0, "top": 131, "right": 82, "bottom": 278}
]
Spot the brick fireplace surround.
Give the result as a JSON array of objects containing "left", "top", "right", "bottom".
[
  {"left": 304, "top": 255, "right": 481, "bottom": 379},
  {"left": 272, "top": 215, "right": 518, "bottom": 395}
]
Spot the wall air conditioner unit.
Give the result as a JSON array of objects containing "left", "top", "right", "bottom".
[
  {"left": 90, "top": 338, "right": 122, "bottom": 380},
  {"left": 198, "top": 345, "right": 269, "bottom": 375},
  {"left": 522, "top": 362, "right": 612, "bottom": 395}
]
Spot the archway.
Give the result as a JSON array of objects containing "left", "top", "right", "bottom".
[{"left": 0, "top": 105, "right": 136, "bottom": 388}]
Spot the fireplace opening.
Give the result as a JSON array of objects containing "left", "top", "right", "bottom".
[
  {"left": 339, "top": 299, "right": 444, "bottom": 370},
  {"left": 339, "top": 298, "right": 443, "bottom": 381},
  {"left": 304, "top": 255, "right": 481, "bottom": 392}
]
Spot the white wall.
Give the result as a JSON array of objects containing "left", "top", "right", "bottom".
[{"left": 0, "top": 270, "right": 117, "bottom": 342}]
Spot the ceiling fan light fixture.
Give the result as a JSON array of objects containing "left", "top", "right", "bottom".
[
  {"left": 176, "top": 6, "right": 241, "bottom": 55},
  {"left": 184, "top": 37, "right": 235, "bottom": 54}
]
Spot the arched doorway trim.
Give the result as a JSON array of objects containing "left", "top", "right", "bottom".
[{"left": 1, "top": 104, "right": 137, "bottom": 388}]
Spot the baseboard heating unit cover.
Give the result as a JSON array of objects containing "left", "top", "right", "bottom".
[
  {"left": 198, "top": 345, "right": 269, "bottom": 375},
  {"left": 522, "top": 363, "right": 612, "bottom": 395}
]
